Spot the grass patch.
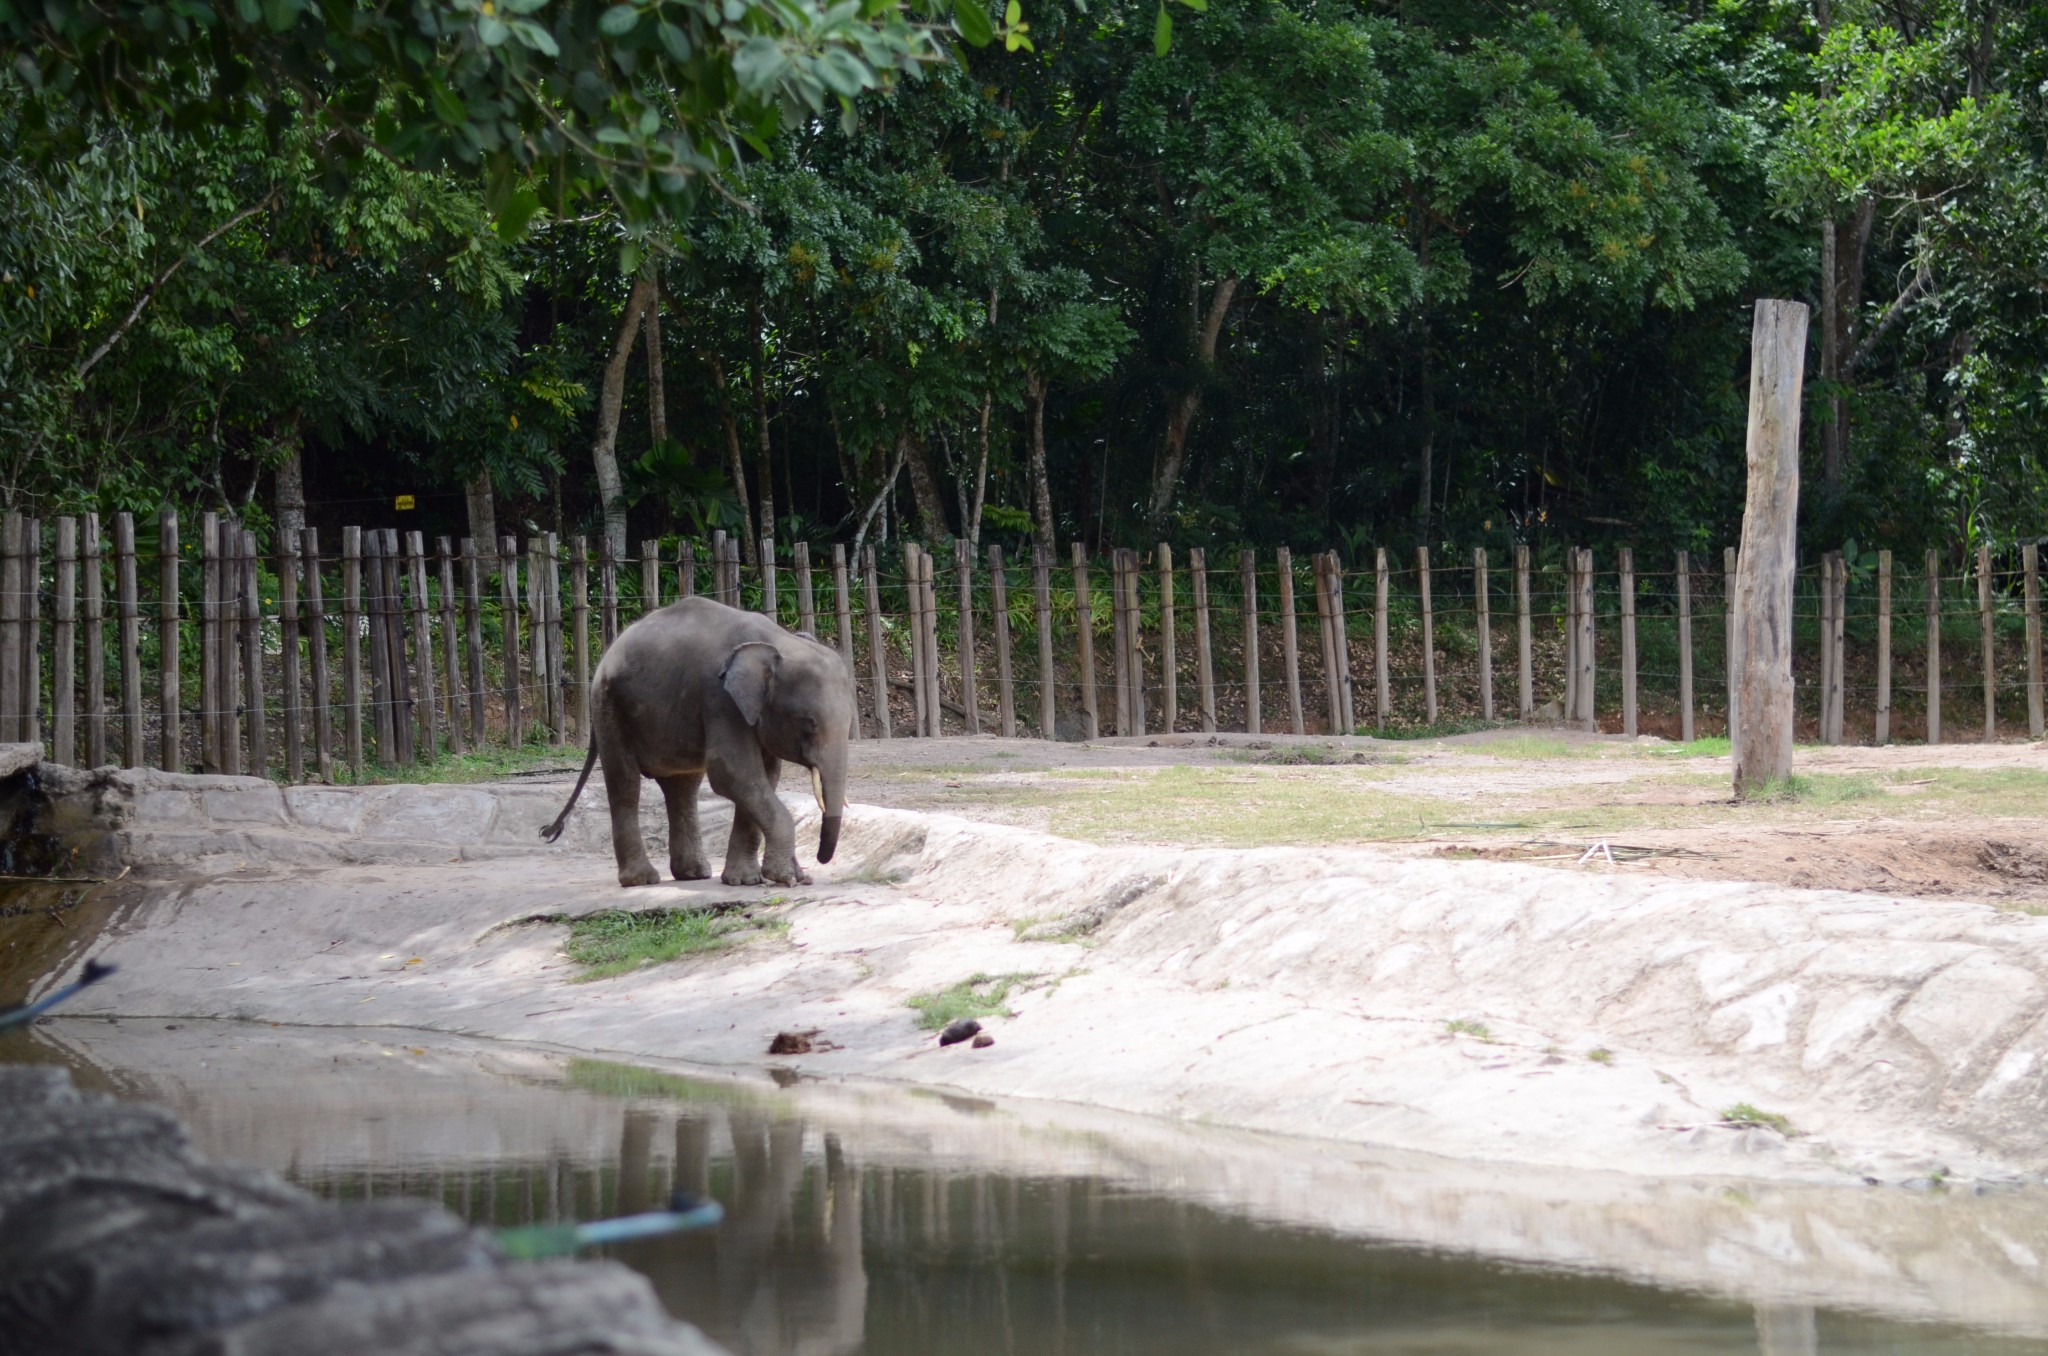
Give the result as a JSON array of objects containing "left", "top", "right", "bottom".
[
  {"left": 334, "top": 740, "right": 583, "bottom": 786},
  {"left": 563, "top": 906, "right": 786, "bottom": 981},
  {"left": 1224, "top": 744, "right": 1396, "bottom": 766},
  {"left": 1586, "top": 1047, "right": 1614, "bottom": 1064},
  {"left": 1039, "top": 764, "right": 1451, "bottom": 847},
  {"left": 1719, "top": 1102, "right": 1797, "bottom": 1136},
  {"left": 1465, "top": 735, "right": 1581, "bottom": 760},
  {"left": 1372, "top": 717, "right": 1514, "bottom": 741},
  {"left": 1444, "top": 1018, "right": 1493, "bottom": 1041},
  {"left": 1789, "top": 773, "right": 1882, "bottom": 805},
  {"left": 906, "top": 972, "right": 1041, "bottom": 1030},
  {"left": 1646, "top": 736, "right": 1732, "bottom": 758}
]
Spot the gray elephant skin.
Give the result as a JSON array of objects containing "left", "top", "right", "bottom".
[{"left": 542, "top": 596, "right": 856, "bottom": 887}]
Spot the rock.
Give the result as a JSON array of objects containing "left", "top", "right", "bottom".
[
  {"left": 971, "top": 1033, "right": 995, "bottom": 1049},
  {"left": 938, "top": 1018, "right": 981, "bottom": 1047},
  {"left": 0, "top": 742, "right": 41, "bottom": 780},
  {"left": 768, "top": 1030, "right": 817, "bottom": 1055}
]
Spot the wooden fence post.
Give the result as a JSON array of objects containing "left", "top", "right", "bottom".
[
  {"left": 1926, "top": 548, "right": 1942, "bottom": 744},
  {"left": 158, "top": 509, "right": 180, "bottom": 770},
  {"left": 1033, "top": 544, "right": 1056, "bottom": 738},
  {"left": 862, "top": 546, "right": 891, "bottom": 740},
  {"left": 372, "top": 530, "right": 401, "bottom": 765},
  {"left": 362, "top": 530, "right": 388, "bottom": 764},
  {"left": 2025, "top": 543, "right": 2043, "bottom": 739},
  {"left": 989, "top": 545, "right": 1015, "bottom": 737},
  {"left": 83, "top": 513, "right": 105, "bottom": 767},
  {"left": 222, "top": 520, "right": 243, "bottom": 775},
  {"left": 1126, "top": 549, "right": 1146, "bottom": 736},
  {"left": 761, "top": 536, "right": 778, "bottom": 620},
  {"left": 1724, "top": 546, "right": 1739, "bottom": 740},
  {"left": 903, "top": 545, "right": 927, "bottom": 736},
  {"left": 240, "top": 528, "right": 265, "bottom": 774},
  {"left": 53, "top": 517, "right": 75, "bottom": 766},
  {"left": 955, "top": 538, "right": 980, "bottom": 734},
  {"left": 437, "top": 538, "right": 466, "bottom": 756},
  {"left": 1731, "top": 298, "right": 1809, "bottom": 796},
  {"left": 525, "top": 539, "right": 546, "bottom": 743},
  {"left": 794, "top": 542, "right": 816, "bottom": 636},
  {"left": 1073, "top": 543, "right": 1098, "bottom": 740},
  {"left": 679, "top": 541, "right": 697, "bottom": 600},
  {"left": 641, "top": 539, "right": 661, "bottom": 617},
  {"left": 1110, "top": 549, "right": 1133, "bottom": 736},
  {"left": 1417, "top": 546, "right": 1437, "bottom": 725},
  {"left": 1577, "top": 548, "right": 1597, "bottom": 732},
  {"left": 545, "top": 533, "right": 565, "bottom": 748},
  {"left": 1619, "top": 547, "right": 1636, "bottom": 738},
  {"left": 1676, "top": 550, "right": 1695, "bottom": 743},
  {"left": 1515, "top": 544, "right": 1533, "bottom": 720},
  {"left": 1240, "top": 549, "right": 1261, "bottom": 735},
  {"left": 1331, "top": 552, "right": 1355, "bottom": 733},
  {"left": 1277, "top": 548, "right": 1303, "bottom": 735},
  {"left": 460, "top": 539, "right": 485, "bottom": 749},
  {"left": 1830, "top": 550, "right": 1848, "bottom": 744},
  {"left": 199, "top": 513, "right": 222, "bottom": 772},
  {"left": 0, "top": 512, "right": 19, "bottom": 743},
  {"left": 383, "top": 529, "right": 413, "bottom": 765},
  {"left": 572, "top": 538, "right": 591, "bottom": 742},
  {"left": 305, "top": 529, "right": 333, "bottom": 781},
  {"left": 1158, "top": 544, "right": 1177, "bottom": 732},
  {"left": 500, "top": 535, "right": 523, "bottom": 747},
  {"left": 1563, "top": 550, "right": 1578, "bottom": 724},
  {"left": 600, "top": 540, "right": 620, "bottom": 647},
  {"left": 341, "top": 527, "right": 364, "bottom": 776},
  {"left": 1190, "top": 547, "right": 1217, "bottom": 733},
  {"left": 1980, "top": 543, "right": 1998, "bottom": 740},
  {"left": 21, "top": 518, "right": 39, "bottom": 748},
  {"left": 279, "top": 529, "right": 303, "bottom": 781},
  {"left": 921, "top": 548, "right": 943, "bottom": 735},
  {"left": 116, "top": 512, "right": 143, "bottom": 767},
  {"left": 1875, "top": 549, "right": 1892, "bottom": 745},
  {"left": 405, "top": 532, "right": 438, "bottom": 760},
  {"left": 1374, "top": 548, "right": 1390, "bottom": 728},
  {"left": 1313, "top": 553, "right": 1340, "bottom": 735},
  {"left": 831, "top": 544, "right": 854, "bottom": 665},
  {"left": 1475, "top": 547, "right": 1494, "bottom": 724}
]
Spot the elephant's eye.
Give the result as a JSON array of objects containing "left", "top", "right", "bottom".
[{"left": 802, "top": 716, "right": 819, "bottom": 735}]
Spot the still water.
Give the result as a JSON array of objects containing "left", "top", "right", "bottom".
[{"left": 24, "top": 1020, "right": 2048, "bottom": 1356}]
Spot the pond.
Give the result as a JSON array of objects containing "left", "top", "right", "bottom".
[{"left": 16, "top": 1018, "right": 2048, "bottom": 1356}]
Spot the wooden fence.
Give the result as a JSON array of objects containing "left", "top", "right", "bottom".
[{"left": 0, "top": 508, "right": 2041, "bottom": 780}]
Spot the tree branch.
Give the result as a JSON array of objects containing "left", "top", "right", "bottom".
[
  {"left": 1847, "top": 269, "right": 1933, "bottom": 375},
  {"left": 76, "top": 192, "right": 275, "bottom": 381}
]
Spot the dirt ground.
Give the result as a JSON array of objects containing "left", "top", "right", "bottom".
[{"left": 814, "top": 727, "right": 2048, "bottom": 910}]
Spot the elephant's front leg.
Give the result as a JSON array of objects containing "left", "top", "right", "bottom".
[
  {"left": 709, "top": 756, "right": 807, "bottom": 887},
  {"left": 601, "top": 754, "right": 660, "bottom": 888},
  {"left": 657, "top": 773, "right": 712, "bottom": 881}
]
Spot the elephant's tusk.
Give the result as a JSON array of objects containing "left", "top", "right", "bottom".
[{"left": 810, "top": 766, "right": 826, "bottom": 814}]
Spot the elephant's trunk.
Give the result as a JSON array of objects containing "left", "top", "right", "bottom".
[{"left": 809, "top": 759, "right": 846, "bottom": 864}]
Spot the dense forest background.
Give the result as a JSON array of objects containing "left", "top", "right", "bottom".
[{"left": 5, "top": 0, "right": 2046, "bottom": 567}]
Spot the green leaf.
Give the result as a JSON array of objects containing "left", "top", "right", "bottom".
[
  {"left": 731, "top": 35, "right": 788, "bottom": 89},
  {"left": 494, "top": 186, "right": 545, "bottom": 241},
  {"left": 510, "top": 18, "right": 559, "bottom": 55},
  {"left": 657, "top": 20, "right": 692, "bottom": 61},
  {"left": 1153, "top": 2, "right": 1170, "bottom": 55},
  {"left": 619, "top": 238, "right": 643, "bottom": 275},
  {"left": 477, "top": 13, "right": 509, "bottom": 45},
  {"left": 260, "top": 0, "right": 301, "bottom": 33},
  {"left": 1173, "top": 0, "right": 1205, "bottom": 10},
  {"left": 952, "top": 0, "right": 993, "bottom": 48},
  {"left": 598, "top": 5, "right": 641, "bottom": 37},
  {"left": 814, "top": 48, "right": 870, "bottom": 98},
  {"left": 1004, "top": 0, "right": 1020, "bottom": 24}
]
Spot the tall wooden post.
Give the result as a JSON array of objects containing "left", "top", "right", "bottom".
[
  {"left": 1073, "top": 543, "right": 1098, "bottom": 740},
  {"left": 921, "top": 549, "right": 943, "bottom": 735},
  {"left": 1329, "top": 552, "right": 1354, "bottom": 733},
  {"left": 1417, "top": 546, "right": 1437, "bottom": 725},
  {"left": 2025, "top": 543, "right": 2042, "bottom": 739},
  {"left": 954, "top": 538, "right": 979, "bottom": 734},
  {"left": 1190, "top": 547, "right": 1217, "bottom": 733},
  {"left": 1926, "top": 548, "right": 1942, "bottom": 744},
  {"left": 1240, "top": 549, "right": 1261, "bottom": 735},
  {"left": 116, "top": 512, "right": 143, "bottom": 767},
  {"left": 20, "top": 518, "right": 39, "bottom": 748},
  {"left": 989, "top": 544, "right": 1015, "bottom": 737},
  {"left": 544, "top": 532, "right": 565, "bottom": 748},
  {"left": 678, "top": 541, "right": 697, "bottom": 600},
  {"left": 762, "top": 536, "right": 779, "bottom": 619},
  {"left": 1475, "top": 547, "right": 1494, "bottom": 723},
  {"left": 1313, "top": 553, "right": 1341, "bottom": 735},
  {"left": 862, "top": 546, "right": 891, "bottom": 740},
  {"left": 1732, "top": 298, "right": 1809, "bottom": 796},
  {"left": 600, "top": 540, "right": 620, "bottom": 647},
  {"left": 572, "top": 538, "right": 591, "bottom": 741},
  {"left": 437, "top": 538, "right": 466, "bottom": 756},
  {"left": 1110, "top": 550, "right": 1134, "bottom": 736},
  {"left": 1724, "top": 547, "right": 1739, "bottom": 740},
  {"left": 52, "top": 517, "right": 76, "bottom": 766},
  {"left": 304, "top": 529, "right": 333, "bottom": 781},
  {"left": 1158, "top": 545, "right": 1178, "bottom": 732},
  {"left": 1676, "top": 550, "right": 1695, "bottom": 743},
  {"left": 461, "top": 539, "right": 486, "bottom": 748},
  {"left": 279, "top": 529, "right": 304, "bottom": 781},
  {"left": 341, "top": 526, "right": 365, "bottom": 777},
  {"left": 500, "top": 535, "right": 522, "bottom": 747},
  {"left": 1124, "top": 550, "right": 1145, "bottom": 736},
  {"left": 0, "top": 512, "right": 20, "bottom": 744},
  {"left": 903, "top": 545, "right": 927, "bottom": 736},
  {"left": 1277, "top": 548, "right": 1303, "bottom": 735},
  {"left": 1374, "top": 547, "right": 1390, "bottom": 728},
  {"left": 1875, "top": 549, "right": 1892, "bottom": 745},
  {"left": 831, "top": 545, "right": 854, "bottom": 663},
  {"left": 1980, "top": 543, "right": 1998, "bottom": 740},
  {"left": 795, "top": 542, "right": 816, "bottom": 636},
  {"left": 157, "top": 509, "right": 180, "bottom": 770},
  {"left": 406, "top": 531, "right": 439, "bottom": 760},
  {"left": 240, "top": 528, "right": 266, "bottom": 774},
  {"left": 1618, "top": 547, "right": 1636, "bottom": 738},
  {"left": 1033, "top": 545, "right": 1056, "bottom": 738},
  {"left": 641, "top": 539, "right": 662, "bottom": 616},
  {"left": 1514, "top": 544, "right": 1533, "bottom": 720},
  {"left": 83, "top": 513, "right": 105, "bottom": 767},
  {"left": 199, "top": 513, "right": 222, "bottom": 772},
  {"left": 1829, "top": 551, "right": 1848, "bottom": 744}
]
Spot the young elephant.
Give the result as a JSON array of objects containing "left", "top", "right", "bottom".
[{"left": 540, "top": 596, "right": 856, "bottom": 887}]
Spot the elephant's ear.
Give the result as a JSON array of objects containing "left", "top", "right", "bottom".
[{"left": 721, "top": 641, "right": 781, "bottom": 726}]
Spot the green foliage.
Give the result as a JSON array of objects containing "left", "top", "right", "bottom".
[
  {"left": 1719, "top": 1102, "right": 1797, "bottom": 1136},
  {"left": 905, "top": 971, "right": 1039, "bottom": 1028},
  {"left": 563, "top": 906, "right": 786, "bottom": 980}
]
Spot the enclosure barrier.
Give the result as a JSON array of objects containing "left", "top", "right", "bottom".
[{"left": 0, "top": 508, "right": 2041, "bottom": 781}]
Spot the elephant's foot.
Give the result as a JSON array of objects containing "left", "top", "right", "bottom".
[
  {"left": 617, "top": 860, "right": 661, "bottom": 888},
  {"left": 670, "top": 854, "right": 712, "bottom": 882},
  {"left": 721, "top": 861, "right": 765, "bottom": 887},
  {"left": 761, "top": 853, "right": 812, "bottom": 887}
]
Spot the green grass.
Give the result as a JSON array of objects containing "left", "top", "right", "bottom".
[
  {"left": 1719, "top": 1102, "right": 1797, "bottom": 1136},
  {"left": 906, "top": 972, "right": 1041, "bottom": 1030},
  {"left": 563, "top": 906, "right": 787, "bottom": 981},
  {"left": 1444, "top": 1018, "right": 1493, "bottom": 1041},
  {"left": 1646, "top": 736, "right": 1732, "bottom": 758},
  {"left": 1371, "top": 717, "right": 1514, "bottom": 741},
  {"left": 1586, "top": 1047, "right": 1614, "bottom": 1064},
  {"left": 1038, "top": 764, "right": 1449, "bottom": 847},
  {"left": 334, "top": 740, "right": 584, "bottom": 786}
]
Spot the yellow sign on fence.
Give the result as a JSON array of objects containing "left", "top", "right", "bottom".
[{"left": 395, "top": 495, "right": 416, "bottom": 511}]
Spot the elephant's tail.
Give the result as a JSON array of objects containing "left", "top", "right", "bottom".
[{"left": 539, "top": 742, "right": 600, "bottom": 844}]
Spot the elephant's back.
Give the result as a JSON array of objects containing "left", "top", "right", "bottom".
[{"left": 594, "top": 595, "right": 778, "bottom": 690}]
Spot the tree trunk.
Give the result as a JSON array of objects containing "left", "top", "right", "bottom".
[
  {"left": 709, "top": 355, "right": 758, "bottom": 565},
  {"left": 1146, "top": 274, "right": 1239, "bottom": 526},
  {"left": 901, "top": 430, "right": 951, "bottom": 541},
  {"left": 752, "top": 296, "right": 775, "bottom": 547},
  {"left": 1027, "top": 370, "right": 1054, "bottom": 552},
  {"left": 644, "top": 293, "right": 667, "bottom": 449},
  {"left": 465, "top": 469, "right": 498, "bottom": 563},
  {"left": 592, "top": 272, "right": 656, "bottom": 561},
  {"left": 273, "top": 419, "right": 306, "bottom": 544}
]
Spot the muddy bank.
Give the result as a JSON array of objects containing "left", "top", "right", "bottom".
[{"left": 14, "top": 747, "right": 2048, "bottom": 1189}]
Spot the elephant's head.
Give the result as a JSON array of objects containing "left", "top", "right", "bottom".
[{"left": 720, "top": 637, "right": 857, "bottom": 862}]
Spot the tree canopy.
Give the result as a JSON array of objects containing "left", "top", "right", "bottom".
[{"left": 4, "top": 0, "right": 2045, "bottom": 561}]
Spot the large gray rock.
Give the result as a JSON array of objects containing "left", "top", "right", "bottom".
[{"left": 0, "top": 1068, "right": 726, "bottom": 1356}]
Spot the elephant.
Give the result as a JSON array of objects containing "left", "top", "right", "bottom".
[{"left": 540, "top": 596, "right": 856, "bottom": 888}]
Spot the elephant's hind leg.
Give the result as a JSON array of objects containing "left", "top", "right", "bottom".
[
  {"left": 658, "top": 773, "right": 712, "bottom": 880},
  {"left": 601, "top": 751, "right": 660, "bottom": 888}
]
